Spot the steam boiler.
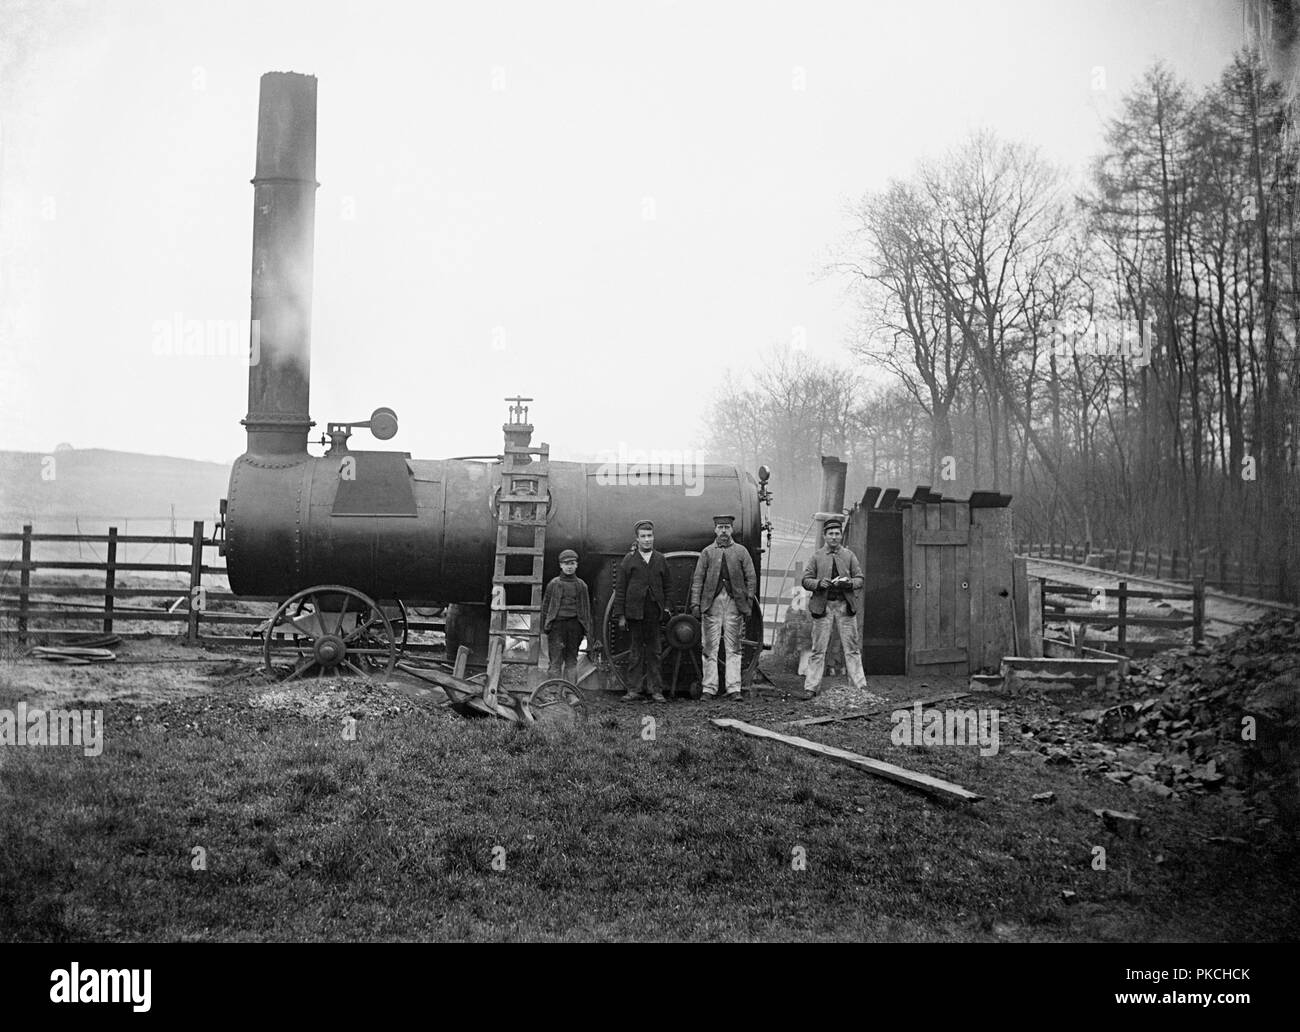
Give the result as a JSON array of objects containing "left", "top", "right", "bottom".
[{"left": 219, "top": 72, "right": 772, "bottom": 695}]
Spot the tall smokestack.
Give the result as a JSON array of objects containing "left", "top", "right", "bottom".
[
  {"left": 242, "top": 72, "right": 317, "bottom": 455},
  {"left": 814, "top": 455, "right": 848, "bottom": 539}
]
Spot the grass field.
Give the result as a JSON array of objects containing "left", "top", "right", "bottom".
[{"left": 2, "top": 659, "right": 1296, "bottom": 942}]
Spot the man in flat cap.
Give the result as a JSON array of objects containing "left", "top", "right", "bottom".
[
  {"left": 690, "top": 514, "right": 757, "bottom": 699},
  {"left": 612, "top": 519, "right": 672, "bottom": 702},
  {"left": 542, "top": 548, "right": 592, "bottom": 684},
  {"left": 801, "top": 516, "right": 867, "bottom": 695}
]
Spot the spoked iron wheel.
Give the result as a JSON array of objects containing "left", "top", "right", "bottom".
[
  {"left": 525, "top": 678, "right": 588, "bottom": 726},
  {"left": 601, "top": 550, "right": 764, "bottom": 698},
  {"left": 263, "top": 584, "right": 398, "bottom": 680},
  {"left": 383, "top": 597, "right": 409, "bottom": 655}
]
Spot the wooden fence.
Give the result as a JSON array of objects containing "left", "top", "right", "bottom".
[
  {"left": 1017, "top": 540, "right": 1289, "bottom": 602},
  {"left": 1038, "top": 577, "right": 1205, "bottom": 658},
  {"left": 0, "top": 522, "right": 445, "bottom": 648},
  {"left": 3, "top": 521, "right": 814, "bottom": 651}
]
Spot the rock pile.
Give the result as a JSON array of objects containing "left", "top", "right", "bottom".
[{"left": 1017, "top": 614, "right": 1299, "bottom": 819}]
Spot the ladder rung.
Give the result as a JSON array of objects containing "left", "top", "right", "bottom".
[
  {"left": 499, "top": 494, "right": 550, "bottom": 505},
  {"left": 490, "top": 628, "right": 541, "bottom": 638},
  {"left": 493, "top": 559, "right": 543, "bottom": 573},
  {"left": 490, "top": 607, "right": 542, "bottom": 621},
  {"left": 495, "top": 546, "right": 545, "bottom": 556},
  {"left": 494, "top": 575, "right": 543, "bottom": 584}
]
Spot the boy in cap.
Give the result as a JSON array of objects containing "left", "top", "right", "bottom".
[
  {"left": 801, "top": 516, "right": 868, "bottom": 695},
  {"left": 611, "top": 519, "right": 672, "bottom": 702},
  {"left": 689, "top": 514, "right": 756, "bottom": 699},
  {"left": 542, "top": 548, "right": 592, "bottom": 684}
]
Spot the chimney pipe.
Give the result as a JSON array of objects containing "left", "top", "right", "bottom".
[
  {"left": 242, "top": 72, "right": 318, "bottom": 455},
  {"left": 814, "top": 455, "right": 848, "bottom": 539}
]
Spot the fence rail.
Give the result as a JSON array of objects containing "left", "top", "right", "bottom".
[
  {"left": 0, "top": 523, "right": 445, "bottom": 647},
  {"left": 1038, "top": 577, "right": 1205, "bottom": 658},
  {"left": 1017, "top": 540, "right": 1290, "bottom": 602}
]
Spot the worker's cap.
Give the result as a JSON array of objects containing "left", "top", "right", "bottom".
[
  {"left": 823, "top": 516, "right": 845, "bottom": 531},
  {"left": 712, "top": 514, "right": 736, "bottom": 526},
  {"left": 558, "top": 549, "right": 579, "bottom": 563},
  {"left": 633, "top": 519, "right": 654, "bottom": 534}
]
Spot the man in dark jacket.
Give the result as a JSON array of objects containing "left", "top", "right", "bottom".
[
  {"left": 800, "top": 516, "right": 867, "bottom": 694},
  {"left": 611, "top": 519, "right": 672, "bottom": 702},
  {"left": 542, "top": 548, "right": 592, "bottom": 683},
  {"left": 689, "top": 514, "right": 756, "bottom": 699}
]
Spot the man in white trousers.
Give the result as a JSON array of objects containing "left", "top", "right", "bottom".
[
  {"left": 801, "top": 516, "right": 867, "bottom": 695},
  {"left": 689, "top": 514, "right": 756, "bottom": 699}
]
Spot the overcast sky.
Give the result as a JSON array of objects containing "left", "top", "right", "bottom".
[{"left": 0, "top": 0, "right": 1246, "bottom": 467}]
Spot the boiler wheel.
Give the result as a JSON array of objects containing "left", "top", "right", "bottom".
[{"left": 263, "top": 584, "right": 398, "bottom": 680}]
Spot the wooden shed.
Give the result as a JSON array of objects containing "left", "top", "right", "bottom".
[{"left": 841, "top": 485, "right": 1031, "bottom": 676}]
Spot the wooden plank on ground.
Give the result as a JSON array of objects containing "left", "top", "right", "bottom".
[
  {"left": 712, "top": 717, "right": 983, "bottom": 803},
  {"left": 785, "top": 690, "right": 970, "bottom": 728}
]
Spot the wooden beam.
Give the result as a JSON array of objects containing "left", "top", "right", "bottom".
[
  {"left": 711, "top": 717, "right": 983, "bottom": 803},
  {"left": 785, "top": 690, "right": 970, "bottom": 728},
  {"left": 187, "top": 521, "right": 204, "bottom": 645},
  {"left": 104, "top": 527, "right": 117, "bottom": 634}
]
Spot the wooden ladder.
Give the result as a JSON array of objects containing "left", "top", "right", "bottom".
[{"left": 485, "top": 398, "right": 550, "bottom": 702}]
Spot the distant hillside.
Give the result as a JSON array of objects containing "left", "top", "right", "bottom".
[{"left": 0, "top": 449, "right": 233, "bottom": 527}]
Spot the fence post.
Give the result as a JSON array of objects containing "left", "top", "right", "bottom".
[
  {"left": 1117, "top": 580, "right": 1128, "bottom": 655},
  {"left": 1192, "top": 576, "right": 1205, "bottom": 645},
  {"left": 1218, "top": 551, "right": 1227, "bottom": 591},
  {"left": 1155, "top": 549, "right": 1163, "bottom": 579},
  {"left": 104, "top": 526, "right": 117, "bottom": 633},
  {"left": 187, "top": 520, "right": 204, "bottom": 645},
  {"left": 18, "top": 523, "right": 32, "bottom": 643},
  {"left": 1171, "top": 548, "right": 1180, "bottom": 580}
]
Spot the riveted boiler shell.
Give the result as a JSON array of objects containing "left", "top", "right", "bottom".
[{"left": 225, "top": 453, "right": 760, "bottom": 602}]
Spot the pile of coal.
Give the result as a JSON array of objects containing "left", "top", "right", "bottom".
[{"left": 1016, "top": 615, "right": 1299, "bottom": 820}]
